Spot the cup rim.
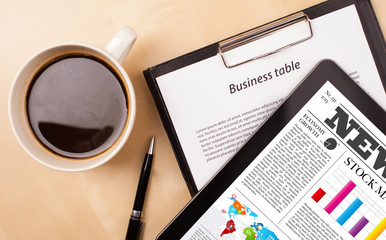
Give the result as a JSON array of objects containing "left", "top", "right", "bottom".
[{"left": 8, "top": 42, "right": 136, "bottom": 172}]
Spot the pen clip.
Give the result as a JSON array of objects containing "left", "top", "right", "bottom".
[{"left": 136, "top": 222, "right": 144, "bottom": 240}]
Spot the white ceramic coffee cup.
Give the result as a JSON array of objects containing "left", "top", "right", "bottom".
[{"left": 9, "top": 27, "right": 137, "bottom": 171}]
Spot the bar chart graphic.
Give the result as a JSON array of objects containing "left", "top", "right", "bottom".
[{"left": 311, "top": 167, "right": 386, "bottom": 239}]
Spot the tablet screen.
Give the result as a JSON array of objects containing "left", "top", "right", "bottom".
[{"left": 157, "top": 60, "right": 386, "bottom": 240}]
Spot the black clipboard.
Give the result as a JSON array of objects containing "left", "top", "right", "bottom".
[
  {"left": 155, "top": 60, "right": 386, "bottom": 239},
  {"left": 144, "top": 0, "right": 386, "bottom": 195}
]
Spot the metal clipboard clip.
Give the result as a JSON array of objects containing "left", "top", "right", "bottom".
[{"left": 218, "top": 12, "right": 313, "bottom": 68}]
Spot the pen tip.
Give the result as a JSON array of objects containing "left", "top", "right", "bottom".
[{"left": 148, "top": 135, "right": 155, "bottom": 154}]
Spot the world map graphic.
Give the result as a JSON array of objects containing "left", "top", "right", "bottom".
[{"left": 220, "top": 194, "right": 279, "bottom": 240}]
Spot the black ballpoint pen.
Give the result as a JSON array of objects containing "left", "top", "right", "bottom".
[{"left": 125, "top": 136, "right": 155, "bottom": 240}]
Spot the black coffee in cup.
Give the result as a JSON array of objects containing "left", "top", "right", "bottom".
[{"left": 26, "top": 54, "right": 128, "bottom": 159}]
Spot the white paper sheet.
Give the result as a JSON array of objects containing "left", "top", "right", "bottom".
[{"left": 156, "top": 5, "right": 386, "bottom": 190}]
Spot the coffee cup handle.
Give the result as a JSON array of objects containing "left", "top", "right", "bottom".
[{"left": 105, "top": 26, "right": 137, "bottom": 64}]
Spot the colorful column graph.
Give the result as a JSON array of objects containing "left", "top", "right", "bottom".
[
  {"left": 349, "top": 216, "right": 369, "bottom": 237},
  {"left": 312, "top": 169, "right": 386, "bottom": 238},
  {"left": 336, "top": 198, "right": 363, "bottom": 225},
  {"left": 365, "top": 218, "right": 386, "bottom": 240},
  {"left": 324, "top": 180, "right": 356, "bottom": 214}
]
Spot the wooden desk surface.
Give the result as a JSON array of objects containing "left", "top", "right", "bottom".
[{"left": 0, "top": 0, "right": 384, "bottom": 239}]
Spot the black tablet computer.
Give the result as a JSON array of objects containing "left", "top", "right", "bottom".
[{"left": 157, "top": 60, "right": 386, "bottom": 240}]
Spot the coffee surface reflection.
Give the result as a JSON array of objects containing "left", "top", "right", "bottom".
[{"left": 27, "top": 55, "right": 128, "bottom": 159}]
